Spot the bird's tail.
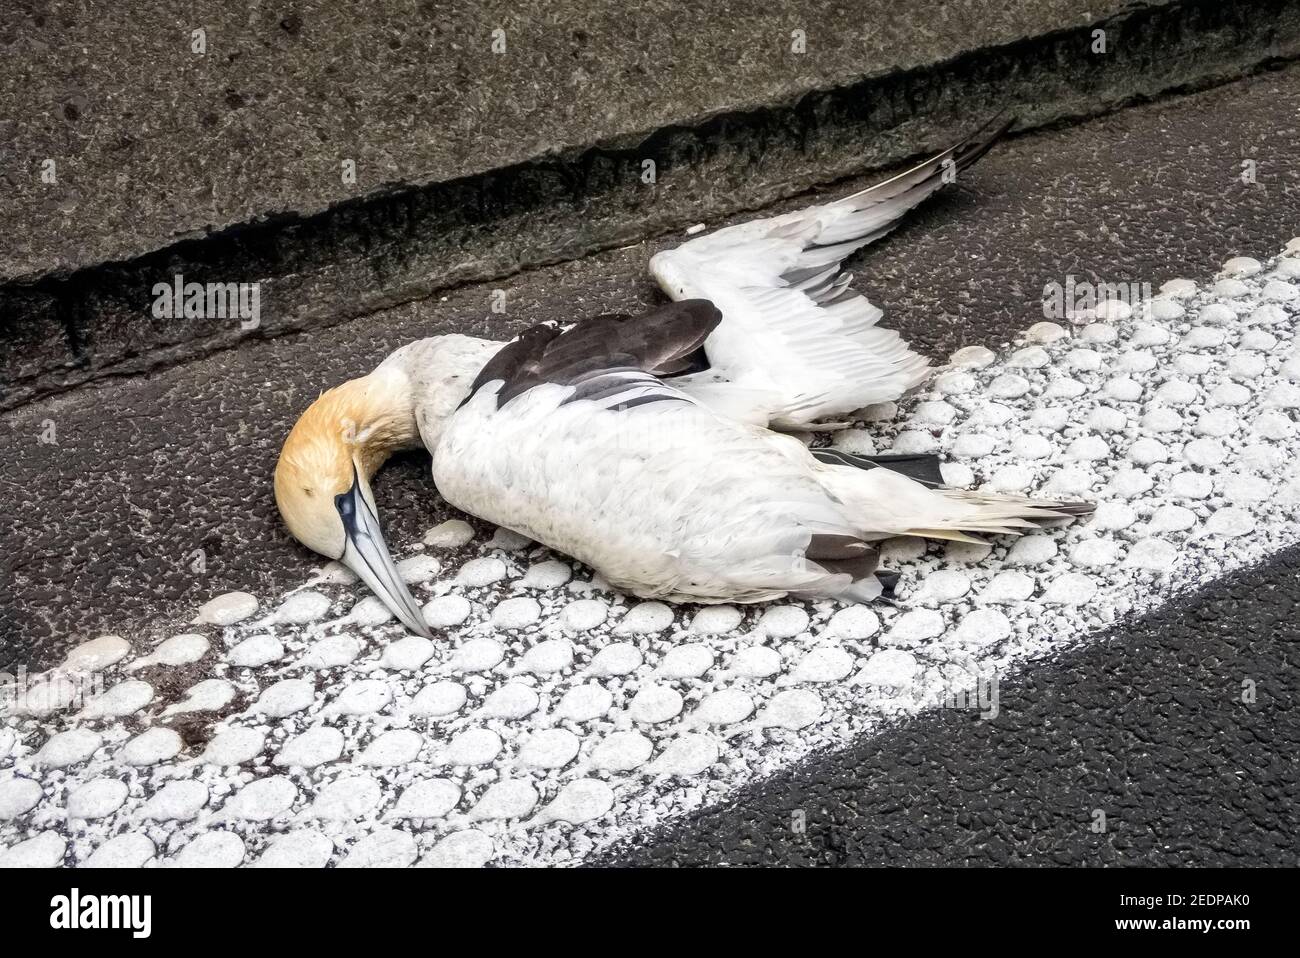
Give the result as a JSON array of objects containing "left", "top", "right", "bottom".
[
  {"left": 906, "top": 488, "right": 1095, "bottom": 542},
  {"left": 813, "top": 451, "right": 1093, "bottom": 542}
]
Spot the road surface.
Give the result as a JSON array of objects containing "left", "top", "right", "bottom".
[{"left": 2, "top": 61, "right": 1299, "bottom": 867}]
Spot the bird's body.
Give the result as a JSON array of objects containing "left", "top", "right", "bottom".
[
  {"left": 434, "top": 374, "right": 860, "bottom": 603},
  {"left": 274, "top": 116, "right": 1092, "bottom": 634}
]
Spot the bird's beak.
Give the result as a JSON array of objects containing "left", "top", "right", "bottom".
[{"left": 334, "top": 469, "right": 434, "bottom": 638}]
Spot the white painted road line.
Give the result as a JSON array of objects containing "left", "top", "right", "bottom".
[{"left": 3, "top": 243, "right": 1300, "bottom": 867}]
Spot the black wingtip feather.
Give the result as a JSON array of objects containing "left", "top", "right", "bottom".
[
  {"left": 953, "top": 111, "right": 1017, "bottom": 173},
  {"left": 875, "top": 570, "right": 901, "bottom": 599},
  {"left": 813, "top": 448, "right": 946, "bottom": 487}
]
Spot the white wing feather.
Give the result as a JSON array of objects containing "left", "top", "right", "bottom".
[{"left": 650, "top": 117, "right": 1012, "bottom": 427}]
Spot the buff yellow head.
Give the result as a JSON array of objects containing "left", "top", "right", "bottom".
[{"left": 274, "top": 367, "right": 433, "bottom": 637}]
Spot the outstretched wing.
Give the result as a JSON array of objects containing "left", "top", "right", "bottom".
[{"left": 650, "top": 115, "right": 1014, "bottom": 427}]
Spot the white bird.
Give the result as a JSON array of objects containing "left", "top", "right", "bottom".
[{"left": 274, "top": 117, "right": 1090, "bottom": 637}]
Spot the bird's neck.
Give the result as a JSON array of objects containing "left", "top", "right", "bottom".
[
  {"left": 387, "top": 334, "right": 501, "bottom": 451},
  {"left": 313, "top": 367, "right": 420, "bottom": 483}
]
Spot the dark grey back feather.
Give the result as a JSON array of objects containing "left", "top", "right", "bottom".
[{"left": 468, "top": 299, "right": 722, "bottom": 409}]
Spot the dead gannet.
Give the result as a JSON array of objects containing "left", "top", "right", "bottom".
[{"left": 275, "top": 117, "right": 1091, "bottom": 634}]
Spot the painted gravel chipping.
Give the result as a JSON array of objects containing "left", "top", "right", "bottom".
[{"left": 4, "top": 246, "right": 1300, "bottom": 867}]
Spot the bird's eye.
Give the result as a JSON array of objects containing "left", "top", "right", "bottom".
[{"left": 303, "top": 487, "right": 314, "bottom": 497}]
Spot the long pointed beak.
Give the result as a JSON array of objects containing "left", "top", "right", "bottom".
[{"left": 334, "top": 472, "right": 434, "bottom": 638}]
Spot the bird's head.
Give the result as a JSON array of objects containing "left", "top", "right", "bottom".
[{"left": 274, "top": 370, "right": 433, "bottom": 638}]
